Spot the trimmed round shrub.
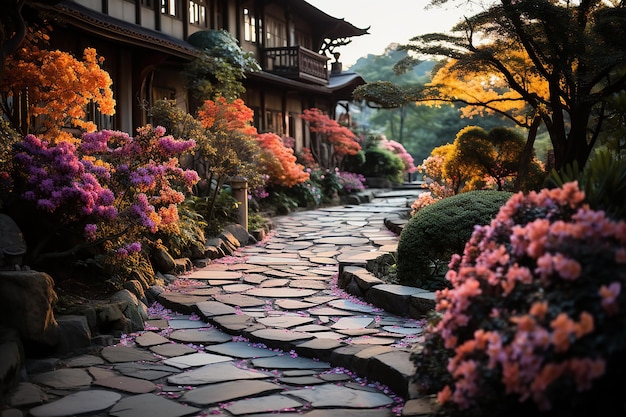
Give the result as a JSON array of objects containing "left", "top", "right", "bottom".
[
  {"left": 356, "top": 148, "right": 405, "bottom": 183},
  {"left": 413, "top": 182, "right": 626, "bottom": 416},
  {"left": 396, "top": 190, "right": 512, "bottom": 289}
]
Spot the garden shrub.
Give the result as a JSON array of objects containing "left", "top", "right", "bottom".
[
  {"left": 413, "top": 182, "right": 626, "bottom": 416},
  {"left": 357, "top": 148, "right": 405, "bottom": 183},
  {"left": 396, "top": 190, "right": 512, "bottom": 289},
  {"left": 548, "top": 148, "right": 626, "bottom": 221},
  {"left": 11, "top": 126, "right": 198, "bottom": 284}
]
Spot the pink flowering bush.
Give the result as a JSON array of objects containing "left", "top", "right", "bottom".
[
  {"left": 413, "top": 182, "right": 626, "bottom": 416},
  {"left": 379, "top": 137, "right": 416, "bottom": 174},
  {"left": 409, "top": 191, "right": 439, "bottom": 216},
  {"left": 12, "top": 125, "right": 198, "bottom": 276}
]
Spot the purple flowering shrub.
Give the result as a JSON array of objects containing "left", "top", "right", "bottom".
[
  {"left": 413, "top": 182, "right": 626, "bottom": 416},
  {"left": 337, "top": 171, "right": 366, "bottom": 193},
  {"left": 13, "top": 125, "right": 198, "bottom": 277}
]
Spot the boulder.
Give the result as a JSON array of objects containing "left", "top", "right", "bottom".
[
  {"left": 55, "top": 315, "right": 92, "bottom": 356},
  {"left": 173, "top": 258, "right": 192, "bottom": 274},
  {"left": 217, "top": 230, "right": 241, "bottom": 251},
  {"left": 203, "top": 244, "right": 224, "bottom": 260},
  {"left": 94, "top": 303, "right": 131, "bottom": 335},
  {"left": 150, "top": 246, "right": 176, "bottom": 274},
  {"left": 0, "top": 270, "right": 59, "bottom": 352},
  {"left": 223, "top": 224, "right": 256, "bottom": 246},
  {"left": 110, "top": 290, "right": 147, "bottom": 332},
  {"left": 123, "top": 280, "right": 147, "bottom": 305},
  {"left": 145, "top": 285, "right": 165, "bottom": 306}
]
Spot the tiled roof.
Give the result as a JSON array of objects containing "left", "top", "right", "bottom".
[{"left": 47, "top": 0, "right": 199, "bottom": 59}]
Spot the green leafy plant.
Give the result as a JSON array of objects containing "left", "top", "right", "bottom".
[
  {"left": 397, "top": 190, "right": 512, "bottom": 289},
  {"left": 248, "top": 213, "right": 268, "bottom": 232},
  {"left": 186, "top": 29, "right": 260, "bottom": 101},
  {"left": 357, "top": 148, "right": 406, "bottom": 184},
  {"left": 548, "top": 148, "right": 626, "bottom": 220},
  {"left": 157, "top": 198, "right": 207, "bottom": 258}
]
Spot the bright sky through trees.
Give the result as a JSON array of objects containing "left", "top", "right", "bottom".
[{"left": 307, "top": 0, "right": 475, "bottom": 67}]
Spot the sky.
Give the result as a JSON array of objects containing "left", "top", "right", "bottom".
[{"left": 306, "top": 0, "right": 476, "bottom": 68}]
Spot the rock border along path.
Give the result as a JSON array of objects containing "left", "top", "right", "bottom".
[{"left": 7, "top": 189, "right": 439, "bottom": 417}]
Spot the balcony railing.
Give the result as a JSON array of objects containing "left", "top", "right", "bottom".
[{"left": 263, "top": 46, "right": 329, "bottom": 85}]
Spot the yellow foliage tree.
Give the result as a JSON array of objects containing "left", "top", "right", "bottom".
[
  {"left": 426, "top": 46, "right": 548, "bottom": 126},
  {"left": 396, "top": 0, "right": 626, "bottom": 176}
]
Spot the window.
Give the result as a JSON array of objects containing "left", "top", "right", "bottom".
[
  {"left": 294, "top": 30, "right": 310, "bottom": 49},
  {"left": 243, "top": 8, "right": 257, "bottom": 43},
  {"left": 265, "top": 18, "right": 286, "bottom": 48},
  {"left": 265, "top": 110, "right": 284, "bottom": 135},
  {"left": 140, "top": 0, "right": 153, "bottom": 8},
  {"left": 190, "top": 0, "right": 207, "bottom": 26},
  {"left": 87, "top": 102, "right": 114, "bottom": 131},
  {"left": 160, "top": 0, "right": 179, "bottom": 17}
]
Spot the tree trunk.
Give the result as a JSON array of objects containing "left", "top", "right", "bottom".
[{"left": 514, "top": 115, "right": 541, "bottom": 191}]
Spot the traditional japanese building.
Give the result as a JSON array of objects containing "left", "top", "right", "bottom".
[{"left": 34, "top": 0, "right": 368, "bottom": 151}]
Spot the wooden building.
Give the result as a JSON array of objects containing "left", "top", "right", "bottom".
[{"left": 34, "top": 0, "right": 368, "bottom": 151}]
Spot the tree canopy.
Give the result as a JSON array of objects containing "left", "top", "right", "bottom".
[
  {"left": 351, "top": 45, "right": 514, "bottom": 164},
  {"left": 394, "top": 0, "right": 626, "bottom": 172}
]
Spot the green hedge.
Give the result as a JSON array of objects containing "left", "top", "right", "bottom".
[
  {"left": 396, "top": 190, "right": 512, "bottom": 289},
  {"left": 345, "top": 148, "right": 405, "bottom": 183}
]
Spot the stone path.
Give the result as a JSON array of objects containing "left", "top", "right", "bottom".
[{"left": 5, "top": 189, "right": 439, "bottom": 417}]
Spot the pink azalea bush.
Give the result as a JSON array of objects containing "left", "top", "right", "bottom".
[
  {"left": 13, "top": 125, "right": 198, "bottom": 265},
  {"left": 379, "top": 137, "right": 416, "bottom": 174},
  {"left": 413, "top": 182, "right": 626, "bottom": 416}
]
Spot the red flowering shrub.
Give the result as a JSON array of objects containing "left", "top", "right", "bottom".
[
  {"left": 413, "top": 182, "right": 626, "bottom": 416},
  {"left": 300, "top": 108, "right": 360, "bottom": 169},
  {"left": 256, "top": 132, "right": 309, "bottom": 187}
]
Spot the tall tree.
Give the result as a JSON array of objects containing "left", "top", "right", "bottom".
[
  {"left": 353, "top": 45, "right": 516, "bottom": 165},
  {"left": 395, "top": 0, "right": 626, "bottom": 172}
]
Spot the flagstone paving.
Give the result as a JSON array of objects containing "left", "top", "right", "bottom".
[{"left": 6, "top": 189, "right": 442, "bottom": 417}]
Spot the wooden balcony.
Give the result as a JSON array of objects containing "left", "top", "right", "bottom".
[{"left": 263, "top": 46, "right": 329, "bottom": 85}]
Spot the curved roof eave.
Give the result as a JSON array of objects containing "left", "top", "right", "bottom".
[
  {"left": 43, "top": 0, "right": 199, "bottom": 60},
  {"left": 287, "top": 1, "right": 370, "bottom": 39},
  {"left": 246, "top": 70, "right": 365, "bottom": 99}
]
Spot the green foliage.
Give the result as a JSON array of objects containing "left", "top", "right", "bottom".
[
  {"left": 349, "top": 46, "right": 517, "bottom": 164},
  {"left": 350, "top": 148, "right": 405, "bottom": 183},
  {"left": 548, "top": 148, "right": 626, "bottom": 220},
  {"left": 106, "top": 248, "right": 155, "bottom": 290},
  {"left": 186, "top": 29, "right": 260, "bottom": 101},
  {"left": 207, "top": 190, "right": 240, "bottom": 236},
  {"left": 267, "top": 191, "right": 300, "bottom": 215},
  {"left": 247, "top": 213, "right": 268, "bottom": 232},
  {"left": 396, "top": 190, "right": 512, "bottom": 288},
  {"left": 448, "top": 126, "right": 545, "bottom": 192},
  {"left": 149, "top": 99, "right": 211, "bottom": 152},
  {"left": 157, "top": 198, "right": 207, "bottom": 258},
  {"left": 396, "top": 1, "right": 626, "bottom": 172},
  {"left": 310, "top": 169, "right": 342, "bottom": 201}
]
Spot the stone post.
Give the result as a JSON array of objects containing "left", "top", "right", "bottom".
[{"left": 230, "top": 176, "right": 248, "bottom": 231}]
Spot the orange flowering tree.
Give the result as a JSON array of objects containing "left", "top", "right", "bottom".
[
  {"left": 413, "top": 182, "right": 626, "bottom": 416},
  {"left": 300, "top": 108, "right": 360, "bottom": 170},
  {"left": 0, "top": 27, "right": 115, "bottom": 143},
  {"left": 256, "top": 132, "right": 309, "bottom": 188},
  {"left": 195, "top": 97, "right": 263, "bottom": 221}
]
